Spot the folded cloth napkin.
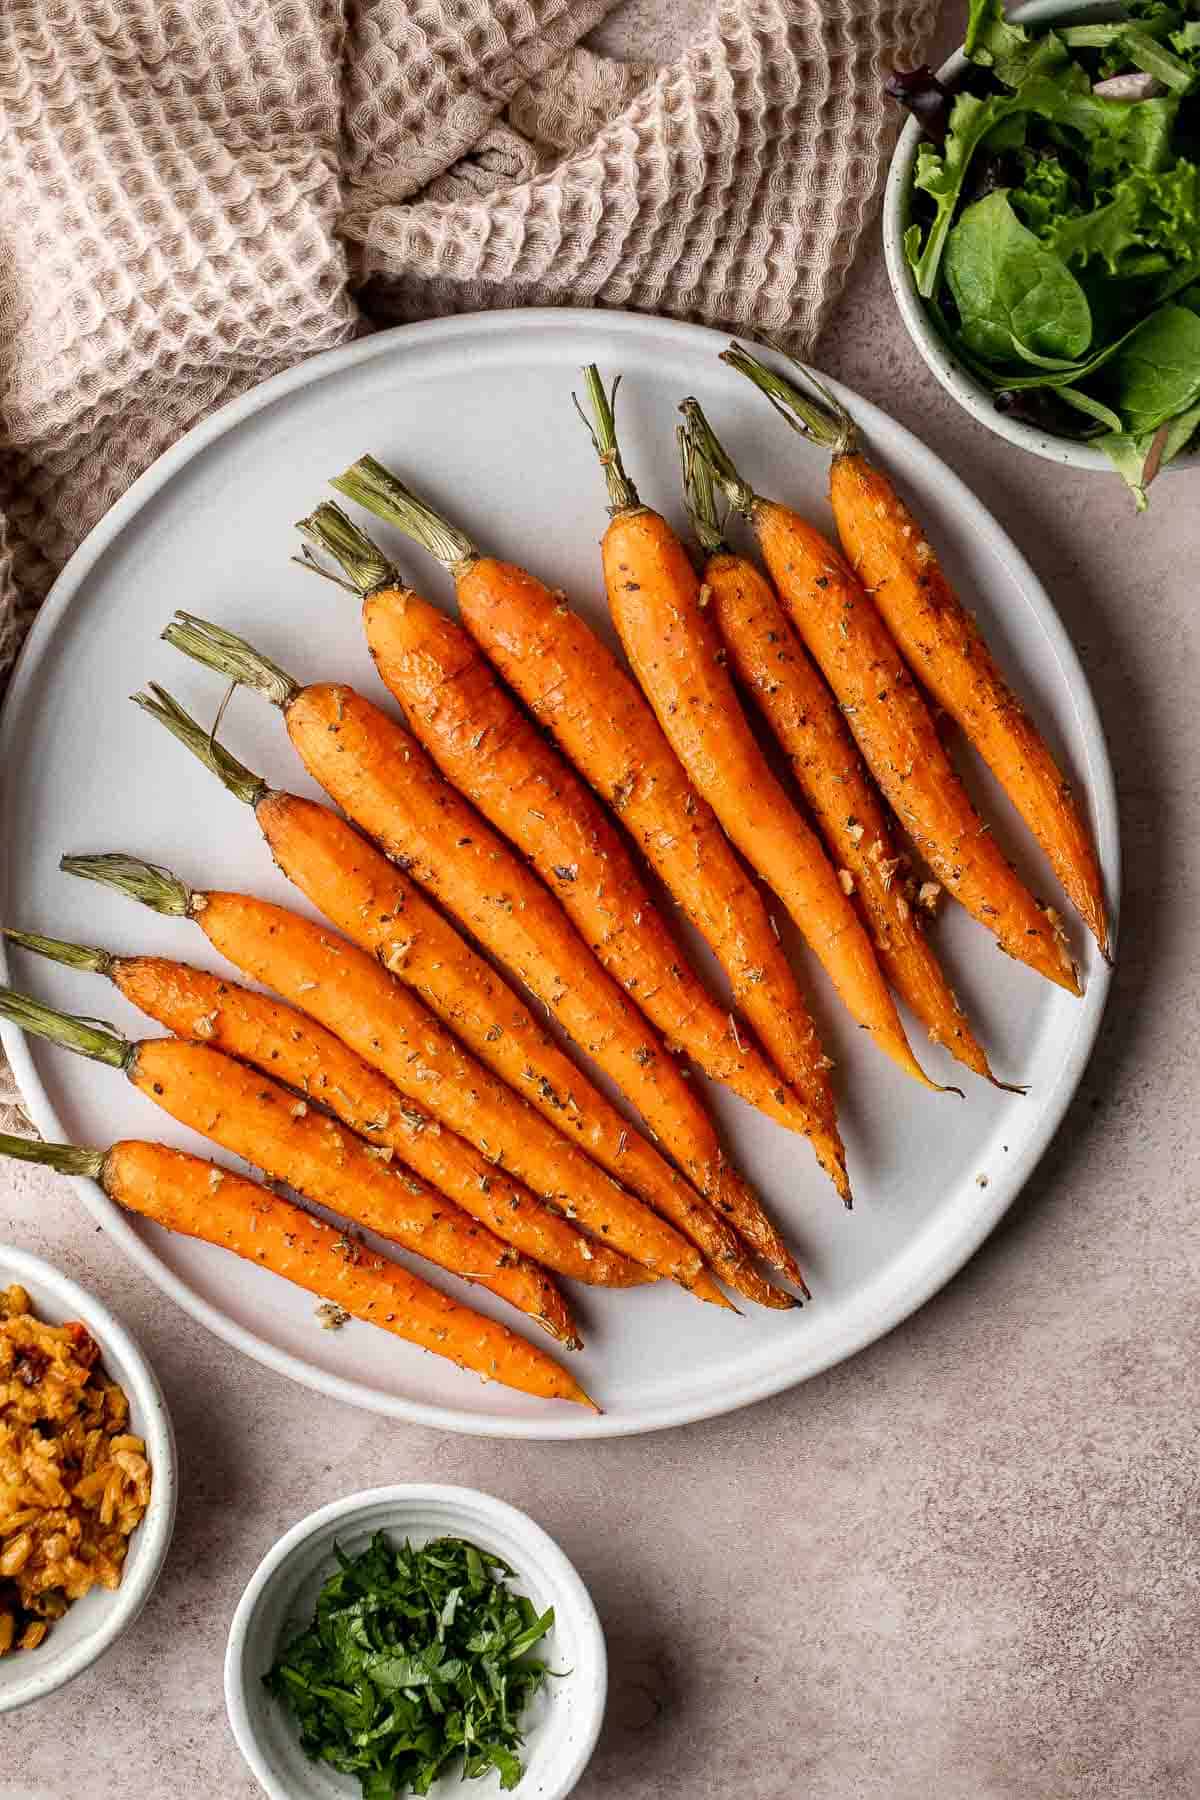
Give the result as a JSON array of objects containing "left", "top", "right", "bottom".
[{"left": 0, "top": 0, "right": 933, "bottom": 1119}]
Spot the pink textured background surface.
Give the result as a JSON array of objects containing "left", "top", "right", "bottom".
[{"left": 5, "top": 6, "right": 1199, "bottom": 1797}]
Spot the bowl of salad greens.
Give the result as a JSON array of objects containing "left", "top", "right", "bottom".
[
  {"left": 225, "top": 1486, "right": 607, "bottom": 1800},
  {"left": 883, "top": 0, "right": 1200, "bottom": 505}
]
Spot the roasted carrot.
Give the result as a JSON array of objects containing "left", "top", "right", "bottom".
[
  {"left": 322, "top": 461, "right": 840, "bottom": 1146},
  {"left": 0, "top": 987, "right": 577, "bottom": 1343},
  {"left": 724, "top": 344, "right": 1110, "bottom": 961},
  {"left": 572, "top": 369, "right": 936, "bottom": 1101},
  {"left": 57, "top": 855, "right": 725, "bottom": 1301},
  {"left": 293, "top": 502, "right": 810, "bottom": 1268},
  {"left": 131, "top": 676, "right": 792, "bottom": 1307},
  {"left": 3, "top": 929, "right": 645, "bottom": 1290},
  {"left": 0, "top": 1132, "right": 594, "bottom": 1406},
  {"left": 677, "top": 420, "right": 1003, "bottom": 1089},
  {"left": 684, "top": 398, "right": 1081, "bottom": 995}
]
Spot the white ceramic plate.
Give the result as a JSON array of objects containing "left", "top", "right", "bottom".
[
  {"left": 224, "top": 1485, "right": 606, "bottom": 1800},
  {"left": 0, "top": 309, "right": 1118, "bottom": 1439},
  {"left": 0, "top": 1246, "right": 177, "bottom": 1713}
]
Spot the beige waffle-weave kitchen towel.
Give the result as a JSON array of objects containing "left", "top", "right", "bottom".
[{"left": 0, "top": 0, "right": 934, "bottom": 1118}]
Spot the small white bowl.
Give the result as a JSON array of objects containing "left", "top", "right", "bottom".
[
  {"left": 882, "top": 0, "right": 1200, "bottom": 475},
  {"left": 0, "top": 1245, "right": 177, "bottom": 1714},
  {"left": 225, "top": 1485, "right": 607, "bottom": 1800}
]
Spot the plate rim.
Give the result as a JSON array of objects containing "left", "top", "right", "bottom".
[{"left": 0, "top": 306, "right": 1120, "bottom": 1439}]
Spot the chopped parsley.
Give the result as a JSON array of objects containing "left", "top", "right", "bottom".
[{"left": 265, "top": 1533, "right": 556, "bottom": 1796}]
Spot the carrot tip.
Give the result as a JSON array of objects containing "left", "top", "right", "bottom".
[
  {"left": 572, "top": 1386, "right": 603, "bottom": 1413},
  {"left": 690, "top": 1269, "right": 737, "bottom": 1309},
  {"left": 769, "top": 1247, "right": 808, "bottom": 1288},
  {"left": 749, "top": 1271, "right": 803, "bottom": 1309},
  {"left": 988, "top": 1076, "right": 1030, "bottom": 1097},
  {"left": 719, "top": 1253, "right": 800, "bottom": 1310}
]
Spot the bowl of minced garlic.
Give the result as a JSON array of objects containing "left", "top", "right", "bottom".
[{"left": 0, "top": 1250, "right": 175, "bottom": 1712}]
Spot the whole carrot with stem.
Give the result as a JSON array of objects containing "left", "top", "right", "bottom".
[
  {"left": 683, "top": 396, "right": 1081, "bottom": 996},
  {"left": 723, "top": 342, "right": 1109, "bottom": 962},
  {"left": 132, "top": 676, "right": 791, "bottom": 1307},
  {"left": 0, "top": 1132, "right": 595, "bottom": 1407},
  {"left": 320, "top": 457, "right": 842, "bottom": 1155},
  {"left": 0, "top": 987, "right": 577, "bottom": 1345},
  {"left": 677, "top": 419, "right": 1009, "bottom": 1091},
  {"left": 58, "top": 853, "right": 727, "bottom": 1303},
  {"left": 574, "top": 367, "right": 938, "bottom": 1100},
  {"left": 3, "top": 929, "right": 645, "bottom": 1291},
  {"left": 295, "top": 501, "right": 812, "bottom": 1260}
]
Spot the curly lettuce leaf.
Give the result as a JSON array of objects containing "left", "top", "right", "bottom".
[
  {"left": 1045, "top": 160, "right": 1198, "bottom": 274},
  {"left": 1010, "top": 154, "right": 1080, "bottom": 236},
  {"left": 1016, "top": 78, "right": 1179, "bottom": 175},
  {"left": 1172, "top": 19, "right": 1200, "bottom": 63},
  {"left": 906, "top": 59, "right": 1176, "bottom": 298}
]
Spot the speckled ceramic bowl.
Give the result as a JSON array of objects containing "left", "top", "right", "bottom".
[
  {"left": 883, "top": 0, "right": 1200, "bottom": 475},
  {"left": 0, "top": 1245, "right": 177, "bottom": 1714},
  {"left": 225, "top": 1485, "right": 607, "bottom": 1800}
]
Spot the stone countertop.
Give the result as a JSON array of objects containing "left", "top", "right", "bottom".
[{"left": 5, "top": 7, "right": 1198, "bottom": 1798}]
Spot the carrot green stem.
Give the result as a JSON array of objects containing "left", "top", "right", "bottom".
[
  {"left": 291, "top": 548, "right": 362, "bottom": 595},
  {"left": 677, "top": 398, "right": 758, "bottom": 519},
  {"left": 0, "top": 987, "right": 131, "bottom": 1070},
  {"left": 163, "top": 613, "right": 299, "bottom": 710},
  {"left": 330, "top": 459, "right": 478, "bottom": 571},
  {"left": 719, "top": 342, "right": 859, "bottom": 456},
  {"left": 131, "top": 684, "right": 268, "bottom": 809},
  {"left": 295, "top": 500, "right": 404, "bottom": 597},
  {"left": 3, "top": 929, "right": 114, "bottom": 976},
  {"left": 0, "top": 1131, "right": 105, "bottom": 1179},
  {"left": 574, "top": 366, "right": 641, "bottom": 515},
  {"left": 676, "top": 420, "right": 730, "bottom": 556},
  {"left": 60, "top": 854, "right": 194, "bottom": 918}
]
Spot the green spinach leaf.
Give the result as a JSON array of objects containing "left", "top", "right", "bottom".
[
  {"left": 944, "top": 191, "right": 1093, "bottom": 361},
  {"left": 1098, "top": 300, "right": 1200, "bottom": 430}
]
